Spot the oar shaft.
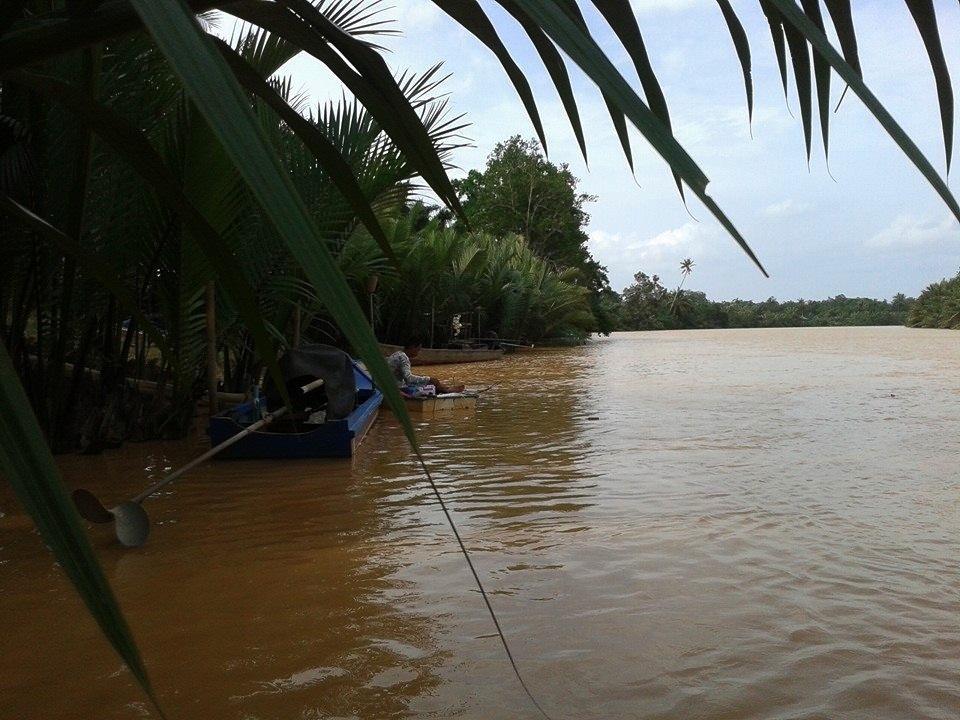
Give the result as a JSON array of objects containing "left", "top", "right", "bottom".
[
  {"left": 131, "top": 406, "right": 287, "bottom": 503},
  {"left": 130, "top": 377, "right": 325, "bottom": 504}
]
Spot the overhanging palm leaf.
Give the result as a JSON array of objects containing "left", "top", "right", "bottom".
[{"left": 0, "top": 343, "right": 162, "bottom": 717}]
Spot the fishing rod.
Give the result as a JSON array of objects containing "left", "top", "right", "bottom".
[{"left": 411, "top": 447, "right": 554, "bottom": 720}]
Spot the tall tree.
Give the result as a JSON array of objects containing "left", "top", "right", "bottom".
[
  {"left": 456, "top": 135, "right": 593, "bottom": 268},
  {"left": 455, "top": 135, "right": 618, "bottom": 333}
]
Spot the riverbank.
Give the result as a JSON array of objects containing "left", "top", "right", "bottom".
[{"left": 2, "top": 327, "right": 959, "bottom": 719}]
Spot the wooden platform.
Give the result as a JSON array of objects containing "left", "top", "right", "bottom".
[{"left": 398, "top": 393, "right": 478, "bottom": 417}]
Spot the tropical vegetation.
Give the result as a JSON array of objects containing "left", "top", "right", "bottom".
[
  {"left": 1, "top": 0, "right": 959, "bottom": 715},
  {"left": 1, "top": 25, "right": 465, "bottom": 453},
  {"left": 453, "top": 136, "right": 620, "bottom": 335},
  {"left": 618, "top": 269, "right": 914, "bottom": 330},
  {"left": 349, "top": 204, "right": 597, "bottom": 346},
  {"left": 908, "top": 271, "right": 960, "bottom": 330}
]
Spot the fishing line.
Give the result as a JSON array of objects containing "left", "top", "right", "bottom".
[{"left": 413, "top": 448, "right": 554, "bottom": 720}]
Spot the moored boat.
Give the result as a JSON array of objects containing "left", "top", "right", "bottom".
[
  {"left": 379, "top": 342, "right": 503, "bottom": 365},
  {"left": 209, "top": 358, "right": 382, "bottom": 459}
]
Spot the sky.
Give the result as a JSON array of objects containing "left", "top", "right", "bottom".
[{"left": 260, "top": 0, "right": 960, "bottom": 300}]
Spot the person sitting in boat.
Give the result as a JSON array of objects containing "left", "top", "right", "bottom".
[{"left": 387, "top": 340, "right": 463, "bottom": 395}]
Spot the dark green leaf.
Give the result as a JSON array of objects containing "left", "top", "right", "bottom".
[
  {"left": 0, "top": 195, "right": 169, "bottom": 355},
  {"left": 0, "top": 0, "right": 232, "bottom": 71},
  {"left": 822, "top": 0, "right": 862, "bottom": 77},
  {"left": 214, "top": 38, "right": 397, "bottom": 263},
  {"left": 771, "top": 0, "right": 960, "bottom": 221},
  {"left": 227, "top": 0, "right": 462, "bottom": 215},
  {"left": 761, "top": 0, "right": 791, "bottom": 107},
  {"left": 780, "top": 10, "right": 814, "bottom": 160},
  {"left": 715, "top": 0, "right": 754, "bottom": 124},
  {"left": 496, "top": 0, "right": 588, "bottom": 164},
  {"left": 129, "top": 0, "right": 418, "bottom": 444},
  {"left": 431, "top": 0, "right": 548, "bottom": 154},
  {"left": 554, "top": 0, "right": 634, "bottom": 172},
  {"left": 0, "top": 343, "right": 162, "bottom": 716},
  {"left": 590, "top": 0, "right": 683, "bottom": 198},
  {"left": 4, "top": 68, "right": 287, "bottom": 401},
  {"left": 799, "top": 0, "right": 831, "bottom": 160},
  {"left": 904, "top": 0, "right": 953, "bottom": 171},
  {"left": 511, "top": 0, "right": 768, "bottom": 276}
]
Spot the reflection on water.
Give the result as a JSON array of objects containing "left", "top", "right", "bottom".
[{"left": 2, "top": 327, "right": 959, "bottom": 719}]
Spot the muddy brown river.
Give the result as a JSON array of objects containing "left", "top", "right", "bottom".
[{"left": 2, "top": 327, "right": 959, "bottom": 719}]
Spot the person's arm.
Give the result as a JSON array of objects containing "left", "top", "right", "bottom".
[{"left": 400, "top": 354, "right": 431, "bottom": 385}]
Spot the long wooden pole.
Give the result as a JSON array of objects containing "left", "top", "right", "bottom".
[
  {"left": 292, "top": 303, "right": 301, "bottom": 348},
  {"left": 205, "top": 281, "right": 218, "bottom": 419},
  {"left": 130, "top": 376, "right": 325, "bottom": 504}
]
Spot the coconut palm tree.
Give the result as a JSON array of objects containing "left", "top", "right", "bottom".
[{"left": 669, "top": 257, "right": 695, "bottom": 316}]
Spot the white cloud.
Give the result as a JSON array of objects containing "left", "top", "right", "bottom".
[
  {"left": 634, "top": 223, "right": 701, "bottom": 251},
  {"left": 762, "top": 199, "right": 808, "bottom": 217},
  {"left": 865, "top": 214, "right": 958, "bottom": 248},
  {"left": 589, "top": 223, "right": 718, "bottom": 289}
]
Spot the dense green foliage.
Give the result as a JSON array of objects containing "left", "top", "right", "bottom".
[
  {"left": 618, "top": 271, "right": 912, "bottom": 330},
  {"left": 454, "top": 136, "right": 619, "bottom": 335},
  {"left": 0, "top": 27, "right": 463, "bottom": 450},
  {"left": 343, "top": 204, "right": 595, "bottom": 345},
  {"left": 908, "top": 272, "right": 960, "bottom": 329}
]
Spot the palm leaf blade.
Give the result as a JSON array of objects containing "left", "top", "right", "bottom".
[
  {"left": 770, "top": 0, "right": 960, "bottom": 220},
  {"left": 904, "top": 0, "right": 953, "bottom": 171},
  {"left": 0, "top": 344, "right": 160, "bottom": 714},
  {"left": 716, "top": 0, "right": 754, "bottom": 124},
  {"left": 511, "top": 0, "right": 767, "bottom": 275},
  {"left": 590, "top": 0, "right": 683, "bottom": 198},
  {"left": 129, "top": 0, "right": 417, "bottom": 442},
  {"left": 432, "top": 0, "right": 548, "bottom": 153},
  {"left": 497, "top": 0, "right": 588, "bottom": 164}
]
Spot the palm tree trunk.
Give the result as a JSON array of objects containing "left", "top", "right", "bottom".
[
  {"left": 205, "top": 281, "right": 218, "bottom": 419},
  {"left": 292, "top": 303, "right": 301, "bottom": 348}
]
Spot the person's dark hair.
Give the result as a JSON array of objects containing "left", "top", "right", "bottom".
[{"left": 403, "top": 337, "right": 423, "bottom": 351}]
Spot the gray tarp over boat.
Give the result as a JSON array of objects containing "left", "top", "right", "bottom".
[{"left": 264, "top": 344, "right": 356, "bottom": 419}]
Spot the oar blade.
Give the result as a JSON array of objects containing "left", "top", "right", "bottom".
[
  {"left": 113, "top": 502, "right": 150, "bottom": 548},
  {"left": 72, "top": 489, "right": 114, "bottom": 524}
]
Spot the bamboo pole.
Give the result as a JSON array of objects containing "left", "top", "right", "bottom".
[
  {"left": 205, "top": 281, "right": 218, "bottom": 419},
  {"left": 292, "top": 303, "right": 301, "bottom": 348}
]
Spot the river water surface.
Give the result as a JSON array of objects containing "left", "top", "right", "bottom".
[{"left": 2, "top": 327, "right": 959, "bottom": 719}]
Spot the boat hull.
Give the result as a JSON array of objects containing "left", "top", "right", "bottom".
[
  {"left": 208, "top": 362, "right": 382, "bottom": 459},
  {"left": 379, "top": 343, "right": 503, "bottom": 365}
]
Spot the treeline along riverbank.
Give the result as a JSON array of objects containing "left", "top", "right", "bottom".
[
  {"left": 614, "top": 270, "right": 920, "bottom": 331},
  {"left": 907, "top": 272, "right": 960, "bottom": 329}
]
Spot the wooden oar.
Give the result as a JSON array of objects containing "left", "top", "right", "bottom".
[{"left": 72, "top": 377, "right": 324, "bottom": 547}]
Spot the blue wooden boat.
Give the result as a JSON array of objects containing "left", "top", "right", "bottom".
[{"left": 208, "top": 362, "right": 382, "bottom": 459}]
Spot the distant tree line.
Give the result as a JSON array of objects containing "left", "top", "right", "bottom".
[
  {"left": 617, "top": 271, "right": 914, "bottom": 331},
  {"left": 907, "top": 272, "right": 960, "bottom": 329}
]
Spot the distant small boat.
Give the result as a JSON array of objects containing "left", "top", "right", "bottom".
[
  {"left": 379, "top": 342, "right": 504, "bottom": 365},
  {"left": 208, "top": 362, "right": 382, "bottom": 459}
]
